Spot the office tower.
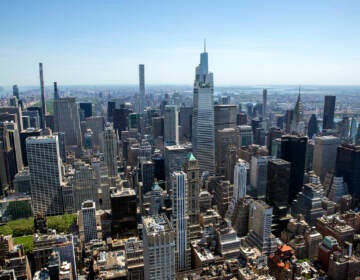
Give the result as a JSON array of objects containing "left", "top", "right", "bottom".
[
  {"left": 0, "top": 106, "right": 23, "bottom": 132},
  {"left": 232, "top": 198, "right": 252, "bottom": 237},
  {"left": 22, "top": 110, "right": 40, "bottom": 128},
  {"left": 22, "top": 115, "right": 30, "bottom": 129},
  {"left": 73, "top": 162, "right": 97, "bottom": 210},
  {"left": 164, "top": 144, "right": 191, "bottom": 183},
  {"left": 350, "top": 117, "right": 357, "bottom": 143},
  {"left": 213, "top": 179, "right": 232, "bottom": 217},
  {"left": 313, "top": 136, "right": 340, "bottom": 182},
  {"left": 62, "top": 184, "right": 75, "bottom": 214},
  {"left": 111, "top": 187, "right": 137, "bottom": 237},
  {"left": 183, "top": 153, "right": 201, "bottom": 239},
  {"left": 284, "top": 109, "right": 294, "bottom": 133},
  {"left": 150, "top": 182, "right": 163, "bottom": 215},
  {"left": 53, "top": 81, "right": 59, "bottom": 100},
  {"left": 26, "top": 135, "right": 63, "bottom": 216},
  {"left": 233, "top": 159, "right": 247, "bottom": 200},
  {"left": 79, "top": 102, "right": 92, "bottom": 120},
  {"left": 152, "top": 154, "right": 165, "bottom": 181},
  {"left": 0, "top": 124, "right": 16, "bottom": 194},
  {"left": 138, "top": 64, "right": 145, "bottom": 114},
  {"left": 141, "top": 160, "right": 154, "bottom": 194},
  {"left": 290, "top": 92, "right": 305, "bottom": 135},
  {"left": 292, "top": 183, "right": 324, "bottom": 227},
  {"left": 12, "top": 84, "right": 19, "bottom": 100},
  {"left": 13, "top": 167, "right": 31, "bottom": 194},
  {"left": 128, "top": 113, "right": 141, "bottom": 130},
  {"left": 237, "top": 112, "right": 247, "bottom": 125},
  {"left": 214, "top": 104, "right": 237, "bottom": 132},
  {"left": 305, "top": 139, "right": 315, "bottom": 171},
  {"left": 225, "top": 145, "right": 237, "bottom": 183},
  {"left": 323, "top": 96, "right": 336, "bottom": 130},
  {"left": 171, "top": 171, "right": 191, "bottom": 271},
  {"left": 335, "top": 144, "right": 360, "bottom": 196},
  {"left": 103, "top": 123, "right": 118, "bottom": 177},
  {"left": 266, "top": 127, "right": 282, "bottom": 155},
  {"left": 84, "top": 129, "right": 93, "bottom": 150},
  {"left": 254, "top": 127, "right": 265, "bottom": 145},
  {"left": 164, "top": 105, "right": 179, "bottom": 146},
  {"left": 246, "top": 200, "right": 276, "bottom": 255},
  {"left": 192, "top": 45, "right": 215, "bottom": 175},
  {"left": 143, "top": 215, "right": 175, "bottom": 280},
  {"left": 226, "top": 159, "right": 247, "bottom": 220},
  {"left": 20, "top": 128, "right": 41, "bottom": 165},
  {"left": 39, "top": 63, "right": 46, "bottom": 129},
  {"left": 151, "top": 116, "right": 164, "bottom": 139},
  {"left": 113, "top": 105, "right": 132, "bottom": 136},
  {"left": 139, "top": 140, "right": 152, "bottom": 163},
  {"left": 262, "top": 89, "right": 267, "bottom": 117},
  {"left": 107, "top": 101, "right": 116, "bottom": 122},
  {"left": 328, "top": 176, "right": 348, "bottom": 203},
  {"left": 179, "top": 107, "right": 192, "bottom": 141},
  {"left": 85, "top": 116, "right": 105, "bottom": 151},
  {"left": 80, "top": 200, "right": 97, "bottom": 242},
  {"left": 250, "top": 156, "right": 271, "bottom": 200},
  {"left": 308, "top": 114, "right": 319, "bottom": 139},
  {"left": 53, "top": 97, "right": 82, "bottom": 147},
  {"left": 215, "top": 128, "right": 239, "bottom": 175},
  {"left": 266, "top": 158, "right": 290, "bottom": 208},
  {"left": 280, "top": 135, "right": 308, "bottom": 203},
  {"left": 238, "top": 125, "right": 253, "bottom": 147}
]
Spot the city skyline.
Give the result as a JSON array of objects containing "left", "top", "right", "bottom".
[{"left": 1, "top": 0, "right": 360, "bottom": 86}]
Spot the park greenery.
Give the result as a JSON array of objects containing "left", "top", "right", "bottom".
[{"left": 0, "top": 213, "right": 77, "bottom": 237}]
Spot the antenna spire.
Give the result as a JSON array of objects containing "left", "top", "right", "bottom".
[{"left": 204, "top": 39, "right": 206, "bottom": 52}]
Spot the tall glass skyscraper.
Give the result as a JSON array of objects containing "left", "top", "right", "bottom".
[{"left": 192, "top": 45, "right": 215, "bottom": 175}]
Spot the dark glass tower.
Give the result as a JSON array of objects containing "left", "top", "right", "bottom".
[
  {"left": 323, "top": 95, "right": 336, "bottom": 130},
  {"left": 307, "top": 114, "right": 319, "bottom": 138},
  {"left": 335, "top": 144, "right": 360, "bottom": 196},
  {"left": 280, "top": 135, "right": 308, "bottom": 203}
]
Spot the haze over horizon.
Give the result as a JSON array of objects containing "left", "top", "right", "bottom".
[{"left": 1, "top": 0, "right": 360, "bottom": 86}]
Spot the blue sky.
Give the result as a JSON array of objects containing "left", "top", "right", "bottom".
[{"left": 1, "top": 0, "right": 359, "bottom": 86}]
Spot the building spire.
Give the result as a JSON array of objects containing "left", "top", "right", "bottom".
[{"left": 204, "top": 39, "right": 206, "bottom": 52}]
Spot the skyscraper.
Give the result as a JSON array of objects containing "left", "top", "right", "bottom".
[
  {"left": 171, "top": 171, "right": 190, "bottom": 271},
  {"left": 138, "top": 64, "right": 145, "bottom": 114},
  {"left": 266, "top": 158, "right": 290, "bottom": 208},
  {"left": 111, "top": 187, "right": 137, "bottom": 237},
  {"left": 226, "top": 159, "right": 247, "bottom": 221},
  {"left": 290, "top": 92, "right": 305, "bottom": 135},
  {"left": 164, "top": 105, "right": 179, "bottom": 146},
  {"left": 80, "top": 200, "right": 97, "bottom": 242},
  {"left": 26, "top": 135, "right": 64, "bottom": 216},
  {"left": 262, "top": 89, "right": 267, "bottom": 118},
  {"left": 246, "top": 200, "right": 276, "bottom": 255},
  {"left": 280, "top": 135, "right": 308, "bottom": 203},
  {"left": 335, "top": 144, "right": 360, "bottom": 196},
  {"left": 323, "top": 96, "right": 336, "bottom": 130},
  {"left": 103, "top": 123, "right": 118, "bottom": 178},
  {"left": 39, "top": 62, "right": 46, "bottom": 129},
  {"left": 308, "top": 114, "right": 319, "bottom": 139},
  {"left": 143, "top": 215, "right": 175, "bottom": 280},
  {"left": 233, "top": 159, "right": 247, "bottom": 200},
  {"left": 192, "top": 44, "right": 215, "bottom": 175},
  {"left": 313, "top": 136, "right": 339, "bottom": 182},
  {"left": 53, "top": 97, "right": 82, "bottom": 147},
  {"left": 214, "top": 104, "right": 237, "bottom": 132},
  {"left": 238, "top": 125, "right": 253, "bottom": 147},
  {"left": 73, "top": 162, "right": 97, "bottom": 211},
  {"left": 183, "top": 153, "right": 201, "bottom": 239}
]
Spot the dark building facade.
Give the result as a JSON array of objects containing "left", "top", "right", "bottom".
[
  {"left": 266, "top": 158, "right": 290, "bottom": 209},
  {"left": 335, "top": 144, "right": 360, "bottom": 197},
  {"left": 280, "top": 135, "right": 308, "bottom": 203},
  {"left": 107, "top": 101, "right": 116, "bottom": 122},
  {"left": 308, "top": 114, "right": 319, "bottom": 139},
  {"left": 79, "top": 102, "right": 92, "bottom": 119},
  {"left": 111, "top": 188, "right": 137, "bottom": 237},
  {"left": 323, "top": 95, "right": 336, "bottom": 130}
]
